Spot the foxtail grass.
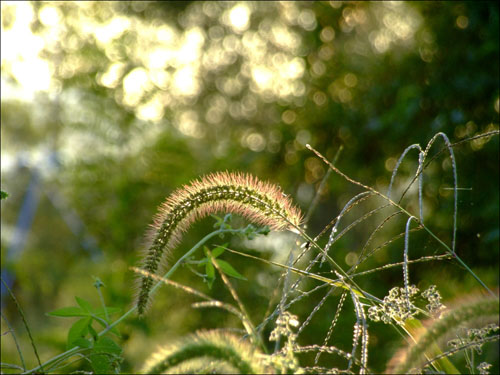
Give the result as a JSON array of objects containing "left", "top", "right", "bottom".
[
  {"left": 136, "top": 172, "right": 302, "bottom": 314},
  {"left": 389, "top": 294, "right": 499, "bottom": 374},
  {"left": 141, "top": 330, "right": 268, "bottom": 374}
]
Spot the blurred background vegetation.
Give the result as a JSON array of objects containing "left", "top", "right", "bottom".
[{"left": 1, "top": 1, "right": 498, "bottom": 373}]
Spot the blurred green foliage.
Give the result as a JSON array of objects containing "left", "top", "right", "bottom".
[{"left": 1, "top": 1, "right": 498, "bottom": 373}]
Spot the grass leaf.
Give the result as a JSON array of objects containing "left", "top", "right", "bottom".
[
  {"left": 212, "top": 244, "right": 227, "bottom": 258},
  {"left": 90, "top": 337, "right": 122, "bottom": 374},
  {"left": 67, "top": 317, "right": 91, "bottom": 350},
  {"left": 94, "top": 336, "right": 122, "bottom": 355},
  {"left": 215, "top": 259, "right": 247, "bottom": 280},
  {"left": 46, "top": 306, "right": 89, "bottom": 318},
  {"left": 75, "top": 296, "right": 93, "bottom": 313},
  {"left": 206, "top": 262, "right": 215, "bottom": 288},
  {"left": 93, "top": 306, "right": 121, "bottom": 317}
]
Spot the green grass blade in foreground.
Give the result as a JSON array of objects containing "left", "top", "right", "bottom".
[
  {"left": 393, "top": 295, "right": 499, "bottom": 374},
  {"left": 220, "top": 246, "right": 380, "bottom": 302}
]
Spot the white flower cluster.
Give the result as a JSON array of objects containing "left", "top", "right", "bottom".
[
  {"left": 368, "top": 285, "right": 447, "bottom": 324},
  {"left": 421, "top": 284, "right": 446, "bottom": 318},
  {"left": 268, "top": 311, "right": 300, "bottom": 373},
  {"left": 477, "top": 362, "right": 493, "bottom": 375},
  {"left": 368, "top": 285, "right": 419, "bottom": 324},
  {"left": 448, "top": 323, "right": 499, "bottom": 355}
]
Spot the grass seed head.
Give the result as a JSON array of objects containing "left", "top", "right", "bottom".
[{"left": 136, "top": 171, "right": 302, "bottom": 314}]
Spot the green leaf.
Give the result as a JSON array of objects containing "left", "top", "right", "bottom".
[
  {"left": 90, "top": 337, "right": 123, "bottom": 374},
  {"left": 0, "top": 191, "right": 8, "bottom": 200},
  {"left": 90, "top": 353, "right": 111, "bottom": 374},
  {"left": 215, "top": 259, "right": 247, "bottom": 280},
  {"left": 205, "top": 261, "right": 215, "bottom": 289},
  {"left": 93, "top": 306, "right": 121, "bottom": 317},
  {"left": 211, "top": 214, "right": 224, "bottom": 228},
  {"left": 94, "top": 315, "right": 121, "bottom": 337},
  {"left": 73, "top": 337, "right": 92, "bottom": 349},
  {"left": 211, "top": 244, "right": 227, "bottom": 258},
  {"left": 46, "top": 306, "right": 89, "bottom": 318},
  {"left": 94, "top": 337, "right": 122, "bottom": 355},
  {"left": 88, "top": 323, "right": 98, "bottom": 341},
  {"left": 75, "top": 296, "right": 93, "bottom": 313},
  {"left": 205, "top": 261, "right": 215, "bottom": 279},
  {"left": 197, "top": 258, "right": 208, "bottom": 266},
  {"left": 258, "top": 226, "right": 270, "bottom": 235},
  {"left": 67, "top": 316, "right": 91, "bottom": 349}
]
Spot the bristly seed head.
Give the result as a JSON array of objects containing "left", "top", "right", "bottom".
[{"left": 136, "top": 171, "right": 303, "bottom": 315}]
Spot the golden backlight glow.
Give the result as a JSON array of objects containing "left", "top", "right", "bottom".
[
  {"left": 1, "top": 2, "right": 52, "bottom": 97},
  {"left": 2, "top": 1, "right": 424, "bottom": 132},
  {"left": 228, "top": 3, "right": 250, "bottom": 33}
]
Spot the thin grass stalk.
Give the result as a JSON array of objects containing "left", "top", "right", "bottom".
[
  {"left": 344, "top": 254, "right": 453, "bottom": 279},
  {"left": 290, "top": 221, "right": 381, "bottom": 308},
  {"left": 293, "top": 345, "right": 367, "bottom": 370},
  {"left": 248, "top": 209, "right": 380, "bottom": 334},
  {"left": 1, "top": 363, "right": 24, "bottom": 371},
  {"left": 1, "top": 277, "right": 43, "bottom": 371},
  {"left": 313, "top": 193, "right": 374, "bottom": 244},
  {"left": 386, "top": 143, "right": 425, "bottom": 222},
  {"left": 273, "top": 252, "right": 295, "bottom": 353},
  {"left": 297, "top": 286, "right": 333, "bottom": 335},
  {"left": 323, "top": 192, "right": 373, "bottom": 257},
  {"left": 191, "top": 301, "right": 247, "bottom": 324},
  {"left": 259, "top": 271, "right": 286, "bottom": 340},
  {"left": 422, "top": 132, "right": 458, "bottom": 251},
  {"left": 404, "top": 216, "right": 419, "bottom": 312},
  {"left": 287, "top": 193, "right": 376, "bottom": 301},
  {"left": 287, "top": 193, "right": 375, "bottom": 295},
  {"left": 348, "top": 298, "right": 362, "bottom": 371},
  {"left": 131, "top": 268, "right": 254, "bottom": 334},
  {"left": 221, "top": 246, "right": 381, "bottom": 303},
  {"left": 357, "top": 228, "right": 420, "bottom": 269},
  {"left": 131, "top": 267, "right": 212, "bottom": 301},
  {"left": 418, "top": 151, "right": 424, "bottom": 222},
  {"left": 42, "top": 352, "right": 88, "bottom": 374},
  {"left": 43, "top": 355, "right": 87, "bottom": 374},
  {"left": 328, "top": 203, "right": 392, "bottom": 254},
  {"left": 301, "top": 365, "right": 337, "bottom": 373},
  {"left": 398, "top": 130, "right": 499, "bottom": 206},
  {"left": 305, "top": 143, "right": 495, "bottom": 297},
  {"left": 132, "top": 267, "right": 252, "bottom": 332},
  {"left": 350, "top": 290, "right": 369, "bottom": 374},
  {"left": 350, "top": 211, "right": 403, "bottom": 272},
  {"left": 209, "top": 250, "right": 264, "bottom": 350},
  {"left": 419, "top": 335, "right": 499, "bottom": 372},
  {"left": 257, "top": 281, "right": 331, "bottom": 336},
  {"left": 395, "top": 133, "right": 458, "bottom": 250},
  {"left": 22, "top": 227, "right": 238, "bottom": 375},
  {"left": 387, "top": 144, "right": 423, "bottom": 198},
  {"left": 277, "top": 193, "right": 375, "bottom": 311},
  {"left": 393, "top": 296, "right": 499, "bottom": 373},
  {"left": 259, "top": 251, "right": 299, "bottom": 339},
  {"left": 95, "top": 283, "right": 109, "bottom": 323},
  {"left": 303, "top": 145, "right": 343, "bottom": 226},
  {"left": 1, "top": 311, "right": 26, "bottom": 371},
  {"left": 315, "top": 290, "right": 348, "bottom": 364}
]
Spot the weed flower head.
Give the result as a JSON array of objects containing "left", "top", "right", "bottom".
[{"left": 136, "top": 171, "right": 302, "bottom": 314}]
